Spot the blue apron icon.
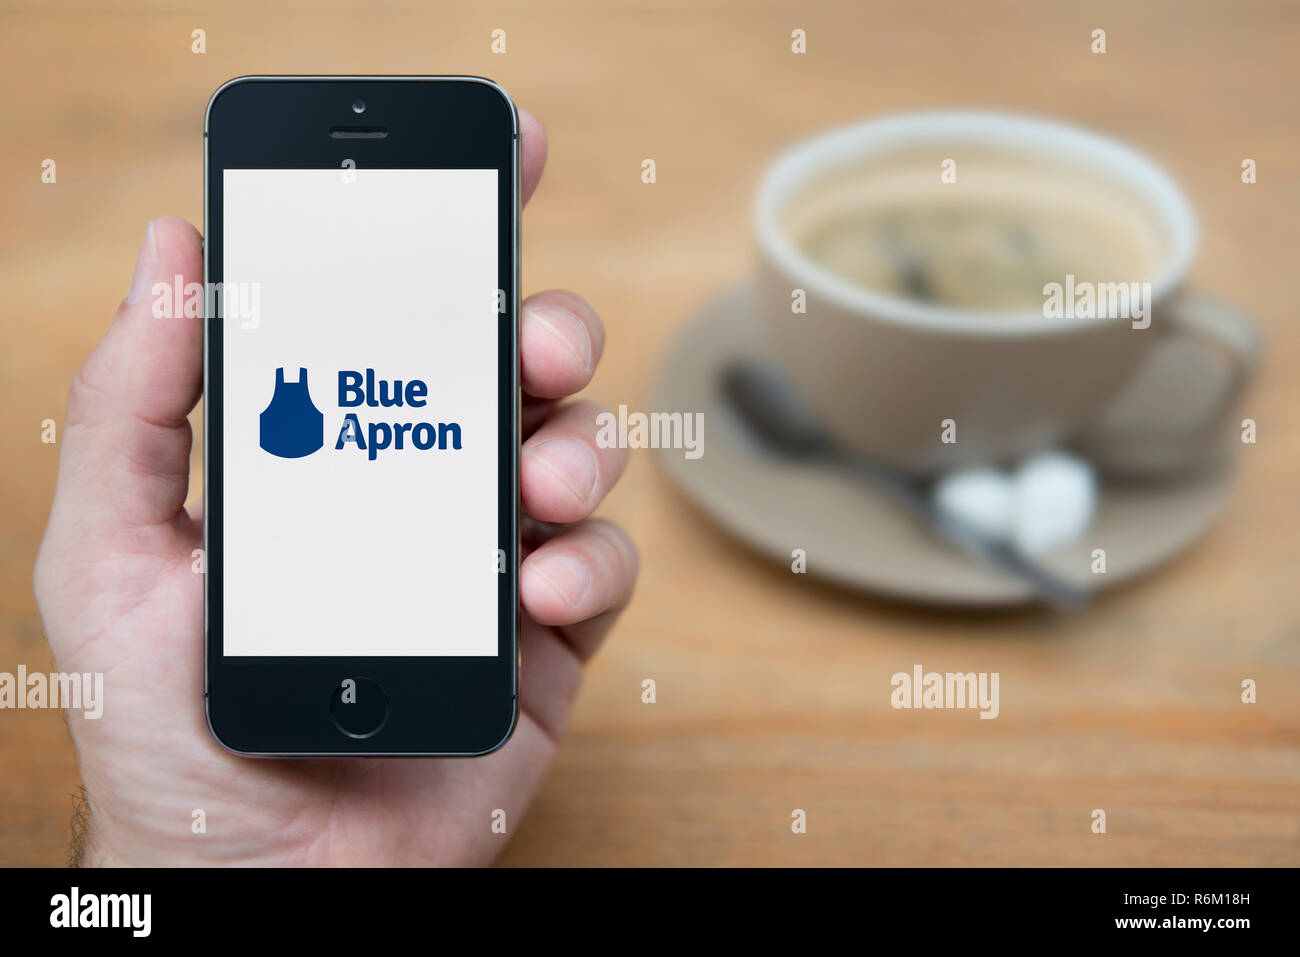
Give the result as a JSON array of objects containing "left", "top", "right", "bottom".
[{"left": 260, "top": 367, "right": 324, "bottom": 458}]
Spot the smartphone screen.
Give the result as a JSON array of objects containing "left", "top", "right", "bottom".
[
  {"left": 204, "top": 78, "right": 518, "bottom": 756},
  {"left": 221, "top": 168, "right": 498, "bottom": 656}
]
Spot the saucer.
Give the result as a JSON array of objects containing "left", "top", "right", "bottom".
[{"left": 650, "top": 280, "right": 1239, "bottom": 606}]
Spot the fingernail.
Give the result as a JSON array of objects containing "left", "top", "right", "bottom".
[
  {"left": 530, "top": 306, "right": 593, "bottom": 377},
  {"left": 527, "top": 437, "right": 598, "bottom": 503},
  {"left": 125, "top": 220, "right": 159, "bottom": 304},
  {"left": 529, "top": 551, "right": 591, "bottom": 608}
]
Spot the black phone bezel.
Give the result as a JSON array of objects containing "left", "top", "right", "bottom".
[{"left": 203, "top": 76, "right": 519, "bottom": 756}]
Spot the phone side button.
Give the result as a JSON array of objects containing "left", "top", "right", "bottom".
[{"left": 329, "top": 678, "right": 390, "bottom": 739}]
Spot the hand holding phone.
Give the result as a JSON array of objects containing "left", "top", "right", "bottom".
[{"left": 33, "top": 94, "right": 637, "bottom": 863}]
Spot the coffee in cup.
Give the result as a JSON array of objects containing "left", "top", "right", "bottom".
[
  {"left": 786, "top": 148, "right": 1167, "bottom": 314},
  {"left": 754, "top": 112, "right": 1255, "bottom": 476}
]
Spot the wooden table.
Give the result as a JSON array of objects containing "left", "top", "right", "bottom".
[{"left": 1, "top": 0, "right": 1296, "bottom": 866}]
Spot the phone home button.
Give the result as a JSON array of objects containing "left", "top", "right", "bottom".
[{"left": 330, "top": 678, "right": 389, "bottom": 739}]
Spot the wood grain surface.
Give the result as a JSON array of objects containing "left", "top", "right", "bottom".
[{"left": 1, "top": 0, "right": 1296, "bottom": 866}]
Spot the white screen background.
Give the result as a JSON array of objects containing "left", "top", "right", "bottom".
[{"left": 221, "top": 169, "right": 499, "bottom": 656}]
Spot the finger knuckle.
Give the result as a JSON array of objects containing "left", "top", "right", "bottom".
[{"left": 66, "top": 354, "right": 111, "bottom": 428}]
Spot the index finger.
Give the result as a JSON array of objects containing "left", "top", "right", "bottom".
[{"left": 520, "top": 107, "right": 547, "bottom": 206}]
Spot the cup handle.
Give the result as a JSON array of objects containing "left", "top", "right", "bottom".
[
  {"left": 1158, "top": 289, "right": 1260, "bottom": 428},
  {"left": 1078, "top": 290, "right": 1259, "bottom": 475}
]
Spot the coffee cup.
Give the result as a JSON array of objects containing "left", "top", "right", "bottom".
[{"left": 754, "top": 111, "right": 1257, "bottom": 476}]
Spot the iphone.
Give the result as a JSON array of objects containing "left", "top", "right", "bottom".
[{"left": 203, "top": 77, "right": 519, "bottom": 755}]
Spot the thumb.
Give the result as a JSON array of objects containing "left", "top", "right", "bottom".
[{"left": 51, "top": 216, "right": 204, "bottom": 536}]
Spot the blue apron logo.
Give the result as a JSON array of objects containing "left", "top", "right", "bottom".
[
  {"left": 259, "top": 367, "right": 324, "bottom": 458},
  {"left": 260, "top": 367, "right": 461, "bottom": 461}
]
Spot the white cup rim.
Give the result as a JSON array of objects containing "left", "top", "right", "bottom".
[{"left": 755, "top": 110, "right": 1199, "bottom": 336}]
